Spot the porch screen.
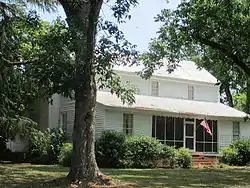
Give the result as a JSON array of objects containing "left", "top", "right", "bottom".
[
  {"left": 196, "top": 119, "right": 218, "bottom": 152},
  {"left": 152, "top": 116, "right": 184, "bottom": 148}
]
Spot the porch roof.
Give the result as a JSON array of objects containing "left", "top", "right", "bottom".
[{"left": 97, "top": 91, "right": 249, "bottom": 120}]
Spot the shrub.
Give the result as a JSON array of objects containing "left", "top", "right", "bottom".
[
  {"left": 28, "top": 127, "right": 66, "bottom": 164},
  {"left": 176, "top": 147, "right": 192, "bottom": 168},
  {"left": 58, "top": 143, "right": 72, "bottom": 167},
  {"left": 121, "top": 136, "right": 163, "bottom": 168},
  {"left": 160, "top": 145, "right": 177, "bottom": 168},
  {"left": 220, "top": 146, "right": 238, "bottom": 165},
  {"left": 95, "top": 130, "right": 191, "bottom": 169},
  {"left": 50, "top": 128, "right": 66, "bottom": 162},
  {"left": 95, "top": 130, "right": 126, "bottom": 167},
  {"left": 231, "top": 138, "right": 250, "bottom": 165},
  {"left": 29, "top": 129, "right": 51, "bottom": 158},
  {"left": 220, "top": 138, "right": 250, "bottom": 166}
]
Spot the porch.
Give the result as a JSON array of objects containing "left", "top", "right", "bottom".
[
  {"left": 98, "top": 91, "right": 249, "bottom": 154},
  {"left": 152, "top": 116, "right": 218, "bottom": 153}
]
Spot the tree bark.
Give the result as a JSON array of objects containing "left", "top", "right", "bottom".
[
  {"left": 245, "top": 79, "right": 250, "bottom": 114},
  {"left": 223, "top": 83, "right": 234, "bottom": 107},
  {"left": 59, "top": 0, "right": 103, "bottom": 182}
]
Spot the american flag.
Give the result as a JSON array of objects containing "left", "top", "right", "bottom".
[{"left": 200, "top": 119, "right": 212, "bottom": 136}]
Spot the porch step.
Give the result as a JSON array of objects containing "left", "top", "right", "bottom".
[{"left": 192, "top": 153, "right": 218, "bottom": 167}]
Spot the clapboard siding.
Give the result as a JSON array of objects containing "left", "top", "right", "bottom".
[
  {"left": 240, "top": 121, "right": 250, "bottom": 140},
  {"left": 104, "top": 110, "right": 152, "bottom": 136},
  {"left": 95, "top": 103, "right": 105, "bottom": 139},
  {"left": 49, "top": 94, "right": 60, "bottom": 129},
  {"left": 59, "top": 97, "right": 105, "bottom": 140},
  {"left": 134, "top": 114, "right": 152, "bottom": 136},
  {"left": 115, "top": 72, "right": 220, "bottom": 102},
  {"left": 60, "top": 96, "right": 73, "bottom": 109},
  {"left": 218, "top": 120, "right": 233, "bottom": 150},
  {"left": 104, "top": 110, "right": 123, "bottom": 132}
]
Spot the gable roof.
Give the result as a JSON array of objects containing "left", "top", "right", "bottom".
[
  {"left": 97, "top": 91, "right": 248, "bottom": 120},
  {"left": 113, "top": 60, "right": 218, "bottom": 84}
]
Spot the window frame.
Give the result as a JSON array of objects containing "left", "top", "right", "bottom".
[
  {"left": 151, "top": 80, "right": 159, "bottom": 97},
  {"left": 152, "top": 116, "right": 218, "bottom": 153},
  {"left": 233, "top": 121, "right": 240, "bottom": 140},
  {"left": 123, "top": 113, "right": 134, "bottom": 136},
  {"left": 152, "top": 116, "right": 184, "bottom": 148},
  {"left": 195, "top": 120, "right": 218, "bottom": 153},
  {"left": 188, "top": 85, "right": 194, "bottom": 100}
]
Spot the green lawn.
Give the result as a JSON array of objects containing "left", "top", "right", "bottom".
[{"left": 0, "top": 163, "right": 250, "bottom": 187}]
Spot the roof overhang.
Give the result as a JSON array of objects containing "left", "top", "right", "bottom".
[{"left": 97, "top": 91, "right": 249, "bottom": 121}]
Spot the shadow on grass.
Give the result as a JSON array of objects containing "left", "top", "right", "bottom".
[
  {"left": 0, "top": 164, "right": 68, "bottom": 188},
  {"left": 19, "top": 164, "right": 69, "bottom": 173},
  {"left": 102, "top": 168, "right": 250, "bottom": 188},
  {"left": 0, "top": 164, "right": 250, "bottom": 188}
]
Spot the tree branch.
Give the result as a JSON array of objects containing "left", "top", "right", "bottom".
[
  {"left": 0, "top": 1, "right": 19, "bottom": 17},
  {"left": 1, "top": 56, "right": 38, "bottom": 67},
  {"left": 194, "top": 34, "right": 250, "bottom": 77}
]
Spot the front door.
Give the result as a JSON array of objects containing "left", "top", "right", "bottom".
[{"left": 184, "top": 119, "right": 195, "bottom": 151}]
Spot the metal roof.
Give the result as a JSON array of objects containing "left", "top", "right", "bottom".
[
  {"left": 113, "top": 60, "right": 218, "bottom": 84},
  {"left": 97, "top": 91, "right": 248, "bottom": 120}
]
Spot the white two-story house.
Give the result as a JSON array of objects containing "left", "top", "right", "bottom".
[{"left": 8, "top": 60, "right": 250, "bottom": 154}]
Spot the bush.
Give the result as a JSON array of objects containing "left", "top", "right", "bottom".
[
  {"left": 28, "top": 127, "right": 66, "bottom": 164},
  {"left": 220, "top": 146, "right": 238, "bottom": 165},
  {"left": 176, "top": 147, "right": 192, "bottom": 168},
  {"left": 220, "top": 138, "right": 250, "bottom": 166},
  {"left": 50, "top": 128, "right": 66, "bottom": 162},
  {"left": 58, "top": 143, "right": 72, "bottom": 167},
  {"left": 95, "top": 130, "right": 126, "bottom": 167},
  {"left": 95, "top": 131, "right": 192, "bottom": 169},
  {"left": 159, "top": 145, "right": 177, "bottom": 168},
  {"left": 121, "top": 136, "right": 163, "bottom": 168},
  {"left": 29, "top": 129, "right": 51, "bottom": 158}
]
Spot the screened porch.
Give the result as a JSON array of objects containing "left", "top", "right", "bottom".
[{"left": 152, "top": 116, "right": 218, "bottom": 153}]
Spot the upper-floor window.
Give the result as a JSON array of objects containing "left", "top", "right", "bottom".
[
  {"left": 188, "top": 85, "right": 194, "bottom": 100},
  {"left": 123, "top": 113, "right": 133, "bottom": 135},
  {"left": 233, "top": 122, "right": 240, "bottom": 140},
  {"left": 151, "top": 81, "right": 159, "bottom": 96}
]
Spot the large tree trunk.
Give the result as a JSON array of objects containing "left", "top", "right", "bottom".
[
  {"left": 224, "top": 83, "right": 234, "bottom": 107},
  {"left": 245, "top": 79, "right": 250, "bottom": 114},
  {"left": 59, "top": 0, "right": 103, "bottom": 181}
]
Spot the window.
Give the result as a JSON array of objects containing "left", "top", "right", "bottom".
[
  {"left": 61, "top": 112, "right": 67, "bottom": 133},
  {"left": 233, "top": 122, "right": 240, "bottom": 140},
  {"left": 123, "top": 114, "right": 133, "bottom": 135},
  {"left": 188, "top": 85, "right": 194, "bottom": 100},
  {"left": 151, "top": 81, "right": 159, "bottom": 96},
  {"left": 196, "top": 120, "right": 218, "bottom": 152},
  {"left": 152, "top": 116, "right": 184, "bottom": 148}
]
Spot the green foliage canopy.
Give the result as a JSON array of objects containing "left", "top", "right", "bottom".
[{"left": 141, "top": 0, "right": 250, "bottom": 79}]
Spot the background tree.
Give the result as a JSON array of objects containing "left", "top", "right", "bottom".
[
  {"left": 0, "top": 5, "right": 41, "bottom": 152},
  {"left": 191, "top": 49, "right": 247, "bottom": 109},
  {"left": 233, "top": 89, "right": 247, "bottom": 112},
  {"left": 1, "top": 0, "right": 139, "bottom": 183},
  {"left": 0, "top": 3, "right": 75, "bottom": 152},
  {"left": 141, "top": 0, "right": 250, "bottom": 112}
]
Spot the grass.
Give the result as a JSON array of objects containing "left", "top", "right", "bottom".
[{"left": 0, "top": 163, "right": 250, "bottom": 187}]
